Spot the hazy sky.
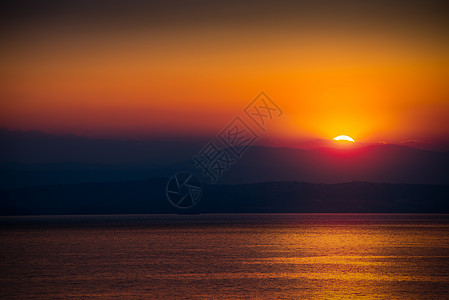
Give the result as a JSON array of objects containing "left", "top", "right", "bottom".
[{"left": 1, "top": 0, "right": 448, "bottom": 143}]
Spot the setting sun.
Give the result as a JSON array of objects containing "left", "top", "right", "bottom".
[{"left": 333, "top": 135, "right": 355, "bottom": 142}]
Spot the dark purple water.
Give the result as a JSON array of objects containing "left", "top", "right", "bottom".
[{"left": 1, "top": 214, "right": 449, "bottom": 298}]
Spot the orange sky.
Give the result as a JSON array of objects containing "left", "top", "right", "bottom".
[{"left": 1, "top": 1, "right": 448, "bottom": 143}]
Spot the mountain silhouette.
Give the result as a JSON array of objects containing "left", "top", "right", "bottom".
[
  {"left": 1, "top": 179, "right": 448, "bottom": 215},
  {"left": 1, "top": 128, "right": 448, "bottom": 189}
]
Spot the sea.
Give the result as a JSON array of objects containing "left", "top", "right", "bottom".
[{"left": 1, "top": 214, "right": 449, "bottom": 299}]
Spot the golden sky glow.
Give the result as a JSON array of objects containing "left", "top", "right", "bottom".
[{"left": 1, "top": 1, "right": 448, "bottom": 143}]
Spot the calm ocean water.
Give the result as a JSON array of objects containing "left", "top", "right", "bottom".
[{"left": 1, "top": 214, "right": 449, "bottom": 299}]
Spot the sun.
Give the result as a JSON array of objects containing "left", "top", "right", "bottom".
[{"left": 333, "top": 135, "right": 355, "bottom": 142}]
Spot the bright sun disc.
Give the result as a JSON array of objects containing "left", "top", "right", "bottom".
[{"left": 333, "top": 135, "right": 355, "bottom": 142}]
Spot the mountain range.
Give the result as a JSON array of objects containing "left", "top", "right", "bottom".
[
  {"left": 1, "top": 179, "right": 448, "bottom": 215},
  {"left": 1, "top": 128, "right": 448, "bottom": 189}
]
